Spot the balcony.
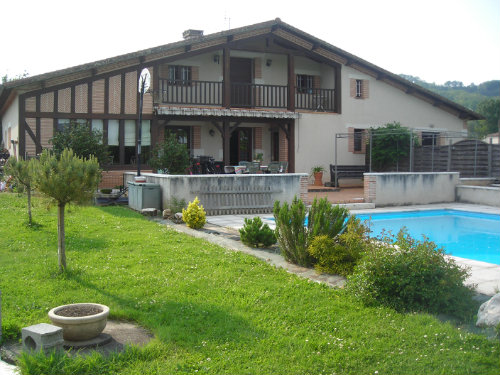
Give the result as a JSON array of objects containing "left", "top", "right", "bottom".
[{"left": 159, "top": 80, "right": 337, "bottom": 112}]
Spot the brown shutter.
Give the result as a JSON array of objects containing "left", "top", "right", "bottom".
[
  {"left": 254, "top": 58, "right": 262, "bottom": 79},
  {"left": 193, "top": 126, "right": 201, "bottom": 149},
  {"left": 362, "top": 80, "right": 369, "bottom": 99},
  {"left": 348, "top": 127, "right": 354, "bottom": 152},
  {"left": 313, "top": 76, "right": 321, "bottom": 89},
  {"left": 191, "top": 66, "right": 199, "bottom": 81}
]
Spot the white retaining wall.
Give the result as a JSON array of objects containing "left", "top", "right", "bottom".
[
  {"left": 456, "top": 185, "right": 500, "bottom": 207},
  {"left": 364, "top": 172, "right": 460, "bottom": 206},
  {"left": 124, "top": 173, "right": 309, "bottom": 215}
]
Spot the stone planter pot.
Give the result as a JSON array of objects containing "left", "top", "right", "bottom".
[{"left": 48, "top": 303, "right": 109, "bottom": 341}]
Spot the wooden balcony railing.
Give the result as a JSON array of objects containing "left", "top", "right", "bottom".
[
  {"left": 160, "top": 80, "right": 222, "bottom": 106},
  {"left": 230, "top": 82, "right": 288, "bottom": 108},
  {"left": 295, "top": 88, "right": 336, "bottom": 112},
  {"left": 159, "top": 80, "right": 336, "bottom": 112}
]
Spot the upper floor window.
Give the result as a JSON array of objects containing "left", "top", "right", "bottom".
[
  {"left": 351, "top": 78, "right": 369, "bottom": 99},
  {"left": 355, "top": 80, "right": 363, "bottom": 98},
  {"left": 296, "top": 74, "right": 314, "bottom": 94},
  {"left": 168, "top": 65, "right": 192, "bottom": 86}
]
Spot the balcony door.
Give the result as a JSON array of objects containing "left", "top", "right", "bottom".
[
  {"left": 230, "top": 57, "right": 253, "bottom": 107},
  {"left": 230, "top": 128, "right": 252, "bottom": 165}
]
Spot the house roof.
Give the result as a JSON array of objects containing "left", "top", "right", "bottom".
[{"left": 0, "top": 18, "right": 482, "bottom": 120}]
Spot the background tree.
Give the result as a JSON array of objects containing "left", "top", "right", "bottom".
[
  {"left": 4, "top": 157, "right": 37, "bottom": 225},
  {"left": 50, "top": 120, "right": 110, "bottom": 166},
  {"left": 369, "top": 122, "right": 415, "bottom": 171},
  {"left": 33, "top": 149, "right": 101, "bottom": 271},
  {"left": 149, "top": 131, "right": 191, "bottom": 174}
]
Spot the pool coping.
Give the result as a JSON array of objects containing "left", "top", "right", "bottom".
[{"left": 206, "top": 203, "right": 500, "bottom": 296}]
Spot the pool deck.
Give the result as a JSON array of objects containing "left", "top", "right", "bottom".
[{"left": 206, "top": 203, "right": 500, "bottom": 296}]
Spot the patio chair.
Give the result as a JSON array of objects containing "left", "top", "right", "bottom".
[
  {"left": 268, "top": 161, "right": 281, "bottom": 173},
  {"left": 279, "top": 161, "right": 288, "bottom": 173},
  {"left": 247, "top": 162, "right": 260, "bottom": 174},
  {"left": 239, "top": 161, "right": 251, "bottom": 173}
]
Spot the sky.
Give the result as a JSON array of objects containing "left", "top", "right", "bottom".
[{"left": 1, "top": 0, "right": 499, "bottom": 86}]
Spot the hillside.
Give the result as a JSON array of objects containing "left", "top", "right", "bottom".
[{"left": 399, "top": 75, "right": 499, "bottom": 111}]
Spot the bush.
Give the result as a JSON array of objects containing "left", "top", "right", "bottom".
[
  {"left": 273, "top": 197, "right": 311, "bottom": 266},
  {"left": 308, "top": 218, "right": 369, "bottom": 276},
  {"left": 239, "top": 217, "right": 277, "bottom": 248},
  {"left": 308, "top": 197, "right": 350, "bottom": 239},
  {"left": 149, "top": 131, "right": 191, "bottom": 174},
  {"left": 346, "top": 229, "right": 476, "bottom": 320},
  {"left": 50, "top": 120, "right": 110, "bottom": 166},
  {"left": 273, "top": 197, "right": 351, "bottom": 267},
  {"left": 182, "top": 197, "right": 206, "bottom": 229}
]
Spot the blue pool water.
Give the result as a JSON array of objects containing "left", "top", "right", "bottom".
[{"left": 355, "top": 210, "right": 500, "bottom": 265}]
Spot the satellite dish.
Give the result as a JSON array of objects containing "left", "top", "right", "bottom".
[{"left": 138, "top": 68, "right": 151, "bottom": 94}]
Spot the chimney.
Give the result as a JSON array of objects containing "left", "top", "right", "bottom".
[{"left": 183, "top": 29, "right": 204, "bottom": 40}]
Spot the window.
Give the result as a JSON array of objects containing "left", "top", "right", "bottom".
[
  {"left": 354, "top": 129, "right": 364, "bottom": 152},
  {"left": 168, "top": 65, "right": 192, "bottom": 85},
  {"left": 166, "top": 126, "right": 191, "bottom": 154},
  {"left": 91, "top": 119, "right": 103, "bottom": 144},
  {"left": 124, "top": 120, "right": 136, "bottom": 164},
  {"left": 351, "top": 78, "right": 369, "bottom": 99},
  {"left": 422, "top": 132, "right": 439, "bottom": 146},
  {"left": 108, "top": 119, "right": 120, "bottom": 164},
  {"left": 140, "top": 120, "right": 151, "bottom": 165},
  {"left": 296, "top": 74, "right": 314, "bottom": 94},
  {"left": 355, "top": 80, "right": 363, "bottom": 98}
]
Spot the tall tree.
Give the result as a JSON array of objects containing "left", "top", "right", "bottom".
[
  {"left": 33, "top": 149, "right": 101, "bottom": 271},
  {"left": 4, "top": 157, "right": 36, "bottom": 225},
  {"left": 50, "top": 120, "right": 110, "bottom": 166}
]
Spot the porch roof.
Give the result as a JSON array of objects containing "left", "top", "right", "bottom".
[{"left": 156, "top": 106, "right": 301, "bottom": 119}]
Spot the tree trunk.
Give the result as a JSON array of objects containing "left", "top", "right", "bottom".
[
  {"left": 57, "top": 203, "right": 66, "bottom": 271},
  {"left": 27, "top": 187, "right": 32, "bottom": 226}
]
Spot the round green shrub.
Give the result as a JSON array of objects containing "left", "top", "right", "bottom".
[
  {"left": 308, "top": 218, "right": 368, "bottom": 276},
  {"left": 346, "top": 229, "right": 475, "bottom": 320},
  {"left": 239, "top": 217, "right": 277, "bottom": 248}
]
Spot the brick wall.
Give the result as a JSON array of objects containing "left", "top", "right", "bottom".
[{"left": 363, "top": 175, "right": 377, "bottom": 203}]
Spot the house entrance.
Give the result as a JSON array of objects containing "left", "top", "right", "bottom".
[
  {"left": 230, "top": 57, "right": 253, "bottom": 107},
  {"left": 230, "top": 128, "right": 252, "bottom": 165}
]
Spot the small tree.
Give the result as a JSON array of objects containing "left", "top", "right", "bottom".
[
  {"left": 149, "top": 131, "right": 190, "bottom": 174},
  {"left": 50, "top": 120, "right": 110, "bottom": 166},
  {"left": 33, "top": 149, "right": 101, "bottom": 271},
  {"left": 4, "top": 157, "right": 37, "bottom": 225},
  {"left": 369, "top": 122, "right": 415, "bottom": 171}
]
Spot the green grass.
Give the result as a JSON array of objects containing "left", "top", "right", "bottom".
[{"left": 0, "top": 193, "right": 499, "bottom": 374}]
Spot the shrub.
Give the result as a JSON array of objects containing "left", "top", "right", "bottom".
[
  {"left": 166, "top": 196, "right": 187, "bottom": 214},
  {"left": 182, "top": 197, "right": 206, "bottom": 229},
  {"left": 346, "top": 229, "right": 476, "bottom": 320},
  {"left": 273, "top": 197, "right": 311, "bottom": 266},
  {"left": 308, "top": 197, "right": 350, "bottom": 239},
  {"left": 239, "top": 217, "right": 277, "bottom": 248},
  {"left": 274, "top": 196, "right": 351, "bottom": 267},
  {"left": 50, "top": 120, "right": 110, "bottom": 166},
  {"left": 149, "top": 131, "right": 191, "bottom": 174},
  {"left": 308, "top": 218, "right": 369, "bottom": 276}
]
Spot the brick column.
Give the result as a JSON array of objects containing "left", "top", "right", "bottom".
[{"left": 364, "top": 174, "right": 377, "bottom": 203}]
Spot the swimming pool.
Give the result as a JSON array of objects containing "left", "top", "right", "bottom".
[{"left": 355, "top": 209, "right": 500, "bottom": 265}]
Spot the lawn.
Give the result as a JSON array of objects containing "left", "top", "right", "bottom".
[{"left": 0, "top": 193, "right": 498, "bottom": 374}]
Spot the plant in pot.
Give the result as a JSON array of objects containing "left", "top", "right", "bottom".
[{"left": 311, "top": 166, "right": 325, "bottom": 186}]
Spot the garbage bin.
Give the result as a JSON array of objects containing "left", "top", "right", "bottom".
[{"left": 127, "top": 182, "right": 161, "bottom": 211}]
